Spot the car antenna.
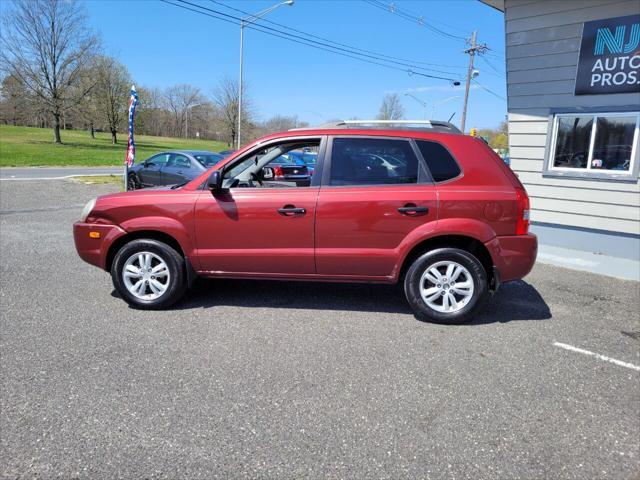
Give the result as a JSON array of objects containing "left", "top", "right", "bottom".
[{"left": 448, "top": 112, "right": 456, "bottom": 123}]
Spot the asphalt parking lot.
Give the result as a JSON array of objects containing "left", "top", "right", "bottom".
[{"left": 1, "top": 179, "right": 639, "bottom": 479}]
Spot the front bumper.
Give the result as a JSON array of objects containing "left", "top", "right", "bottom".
[
  {"left": 73, "top": 222, "right": 127, "bottom": 270},
  {"left": 485, "top": 233, "right": 538, "bottom": 283}
]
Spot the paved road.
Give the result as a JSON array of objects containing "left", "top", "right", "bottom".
[
  {"left": 0, "top": 166, "right": 121, "bottom": 180},
  {"left": 1, "top": 180, "right": 639, "bottom": 479}
]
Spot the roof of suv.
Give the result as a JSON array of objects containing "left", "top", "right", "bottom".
[{"left": 291, "top": 120, "right": 461, "bottom": 135}]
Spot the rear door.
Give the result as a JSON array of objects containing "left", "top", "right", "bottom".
[{"left": 315, "top": 136, "right": 438, "bottom": 278}]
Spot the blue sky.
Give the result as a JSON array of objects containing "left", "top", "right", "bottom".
[{"left": 86, "top": 0, "right": 506, "bottom": 128}]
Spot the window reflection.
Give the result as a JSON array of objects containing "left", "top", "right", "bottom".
[
  {"left": 553, "top": 116, "right": 592, "bottom": 169},
  {"left": 591, "top": 116, "right": 635, "bottom": 171}
]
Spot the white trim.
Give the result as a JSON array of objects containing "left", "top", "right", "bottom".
[{"left": 548, "top": 111, "right": 640, "bottom": 177}]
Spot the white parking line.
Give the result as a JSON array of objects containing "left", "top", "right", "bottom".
[{"left": 554, "top": 342, "right": 640, "bottom": 372}]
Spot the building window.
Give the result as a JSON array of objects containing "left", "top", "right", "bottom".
[{"left": 547, "top": 111, "right": 639, "bottom": 180}]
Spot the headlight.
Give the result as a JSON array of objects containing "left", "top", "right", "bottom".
[{"left": 80, "top": 198, "right": 97, "bottom": 222}]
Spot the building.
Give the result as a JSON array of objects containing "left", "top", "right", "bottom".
[{"left": 481, "top": 0, "right": 639, "bottom": 279}]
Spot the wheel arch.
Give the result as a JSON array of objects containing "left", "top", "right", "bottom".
[
  {"left": 105, "top": 230, "right": 185, "bottom": 273},
  {"left": 397, "top": 234, "right": 495, "bottom": 287}
]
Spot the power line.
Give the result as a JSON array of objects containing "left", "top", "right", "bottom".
[
  {"left": 209, "top": 0, "right": 468, "bottom": 72},
  {"left": 161, "top": 0, "right": 461, "bottom": 82},
  {"left": 363, "top": 0, "right": 467, "bottom": 41},
  {"left": 478, "top": 55, "right": 504, "bottom": 77},
  {"left": 472, "top": 78, "right": 506, "bottom": 100},
  {"left": 384, "top": 1, "right": 470, "bottom": 35},
  {"left": 187, "top": 0, "right": 460, "bottom": 77}
]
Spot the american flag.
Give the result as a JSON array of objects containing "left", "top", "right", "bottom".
[{"left": 125, "top": 85, "right": 139, "bottom": 167}]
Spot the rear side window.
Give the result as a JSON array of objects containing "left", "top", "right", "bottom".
[
  {"left": 416, "top": 140, "right": 461, "bottom": 182},
  {"left": 329, "top": 137, "right": 419, "bottom": 186}
]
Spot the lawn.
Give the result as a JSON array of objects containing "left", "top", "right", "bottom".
[{"left": 0, "top": 125, "right": 229, "bottom": 167}]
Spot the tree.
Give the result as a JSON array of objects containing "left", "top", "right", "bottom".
[
  {"left": 0, "top": 0, "right": 98, "bottom": 143},
  {"left": 211, "top": 76, "right": 253, "bottom": 147},
  {"left": 91, "top": 56, "right": 131, "bottom": 144},
  {"left": 376, "top": 93, "right": 404, "bottom": 120},
  {"left": 478, "top": 121, "right": 509, "bottom": 151},
  {"left": 0, "top": 74, "right": 31, "bottom": 126},
  {"left": 163, "top": 84, "right": 204, "bottom": 138}
]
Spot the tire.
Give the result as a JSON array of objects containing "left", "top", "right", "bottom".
[
  {"left": 404, "top": 248, "right": 488, "bottom": 324},
  {"left": 127, "top": 174, "right": 140, "bottom": 190},
  {"left": 111, "top": 239, "right": 187, "bottom": 309}
]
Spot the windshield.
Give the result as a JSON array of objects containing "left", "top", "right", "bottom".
[{"left": 194, "top": 153, "right": 223, "bottom": 167}]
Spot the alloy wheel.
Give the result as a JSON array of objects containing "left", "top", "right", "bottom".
[
  {"left": 419, "top": 260, "right": 474, "bottom": 313},
  {"left": 122, "top": 251, "right": 171, "bottom": 300}
]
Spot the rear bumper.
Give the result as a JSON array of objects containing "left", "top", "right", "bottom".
[
  {"left": 73, "top": 222, "right": 127, "bottom": 270},
  {"left": 485, "top": 233, "right": 538, "bottom": 283}
]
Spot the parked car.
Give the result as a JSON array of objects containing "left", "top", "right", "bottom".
[
  {"left": 264, "top": 150, "right": 313, "bottom": 186},
  {"left": 218, "top": 149, "right": 236, "bottom": 157},
  {"left": 128, "top": 150, "right": 224, "bottom": 189},
  {"left": 74, "top": 121, "right": 537, "bottom": 324}
]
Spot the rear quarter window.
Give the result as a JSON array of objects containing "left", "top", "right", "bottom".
[{"left": 416, "top": 140, "right": 461, "bottom": 182}]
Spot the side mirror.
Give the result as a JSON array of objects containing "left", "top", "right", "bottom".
[
  {"left": 262, "top": 167, "right": 274, "bottom": 180},
  {"left": 207, "top": 170, "right": 224, "bottom": 192}
]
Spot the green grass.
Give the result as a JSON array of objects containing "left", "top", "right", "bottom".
[{"left": 0, "top": 125, "right": 229, "bottom": 167}]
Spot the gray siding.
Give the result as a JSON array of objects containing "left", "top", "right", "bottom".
[{"left": 504, "top": 0, "right": 640, "bottom": 235}]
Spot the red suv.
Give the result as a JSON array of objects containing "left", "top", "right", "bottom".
[{"left": 74, "top": 121, "right": 537, "bottom": 324}]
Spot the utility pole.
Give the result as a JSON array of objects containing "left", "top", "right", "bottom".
[{"left": 460, "top": 31, "right": 487, "bottom": 133}]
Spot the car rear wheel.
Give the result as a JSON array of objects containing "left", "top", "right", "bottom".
[
  {"left": 111, "top": 239, "right": 187, "bottom": 309},
  {"left": 404, "top": 248, "right": 488, "bottom": 324}
]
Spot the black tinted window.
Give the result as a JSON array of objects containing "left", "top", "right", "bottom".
[
  {"left": 416, "top": 140, "right": 460, "bottom": 182},
  {"left": 330, "top": 138, "right": 418, "bottom": 186}
]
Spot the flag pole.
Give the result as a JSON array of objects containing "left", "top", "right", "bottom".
[{"left": 125, "top": 85, "right": 139, "bottom": 191}]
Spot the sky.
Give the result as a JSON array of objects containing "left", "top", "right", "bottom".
[{"left": 87, "top": 0, "right": 506, "bottom": 128}]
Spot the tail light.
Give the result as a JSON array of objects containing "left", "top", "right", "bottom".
[
  {"left": 515, "top": 188, "right": 530, "bottom": 235},
  {"left": 273, "top": 165, "right": 284, "bottom": 179}
]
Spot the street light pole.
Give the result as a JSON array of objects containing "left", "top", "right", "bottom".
[
  {"left": 185, "top": 103, "right": 202, "bottom": 139},
  {"left": 404, "top": 93, "right": 428, "bottom": 119},
  {"left": 237, "top": 0, "right": 294, "bottom": 150},
  {"left": 432, "top": 96, "right": 460, "bottom": 119}
]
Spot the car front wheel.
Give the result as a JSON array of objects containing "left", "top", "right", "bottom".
[
  {"left": 111, "top": 239, "right": 187, "bottom": 309},
  {"left": 127, "top": 174, "right": 140, "bottom": 190},
  {"left": 404, "top": 248, "right": 488, "bottom": 324}
]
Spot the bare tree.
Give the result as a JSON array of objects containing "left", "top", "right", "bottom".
[
  {"left": 91, "top": 56, "right": 131, "bottom": 144},
  {"left": 376, "top": 93, "right": 404, "bottom": 120},
  {"left": 1, "top": 0, "right": 98, "bottom": 143},
  {"left": 163, "top": 84, "right": 204, "bottom": 138},
  {"left": 211, "top": 76, "right": 253, "bottom": 147}
]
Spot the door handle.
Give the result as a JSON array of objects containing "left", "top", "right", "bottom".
[
  {"left": 398, "top": 204, "right": 429, "bottom": 216},
  {"left": 278, "top": 205, "right": 306, "bottom": 216}
]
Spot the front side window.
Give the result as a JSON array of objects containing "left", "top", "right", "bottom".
[
  {"left": 222, "top": 139, "right": 320, "bottom": 188},
  {"left": 147, "top": 153, "right": 169, "bottom": 167},
  {"left": 550, "top": 112, "right": 639, "bottom": 176},
  {"left": 329, "top": 137, "right": 419, "bottom": 186}
]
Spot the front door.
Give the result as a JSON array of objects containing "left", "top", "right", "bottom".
[
  {"left": 315, "top": 136, "right": 438, "bottom": 278},
  {"left": 138, "top": 153, "right": 168, "bottom": 186},
  {"left": 161, "top": 153, "right": 192, "bottom": 185},
  {"left": 192, "top": 137, "right": 325, "bottom": 275}
]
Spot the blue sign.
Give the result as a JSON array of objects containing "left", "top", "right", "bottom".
[{"left": 575, "top": 14, "right": 640, "bottom": 95}]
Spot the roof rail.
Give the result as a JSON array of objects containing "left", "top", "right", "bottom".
[{"left": 291, "top": 119, "right": 461, "bottom": 134}]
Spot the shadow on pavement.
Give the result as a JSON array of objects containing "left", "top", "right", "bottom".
[{"left": 132, "top": 277, "right": 551, "bottom": 324}]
